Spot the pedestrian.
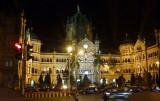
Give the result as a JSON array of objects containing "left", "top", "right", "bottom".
[{"left": 73, "top": 92, "right": 79, "bottom": 101}]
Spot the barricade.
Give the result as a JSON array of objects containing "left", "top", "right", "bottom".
[{"left": 25, "top": 91, "right": 68, "bottom": 98}]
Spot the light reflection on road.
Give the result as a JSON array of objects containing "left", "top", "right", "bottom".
[{"left": 109, "top": 98, "right": 129, "bottom": 101}]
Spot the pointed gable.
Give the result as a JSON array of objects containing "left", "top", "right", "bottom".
[
  {"left": 78, "top": 37, "right": 96, "bottom": 53},
  {"left": 134, "top": 38, "right": 145, "bottom": 52}
]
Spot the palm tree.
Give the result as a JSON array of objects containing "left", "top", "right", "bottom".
[{"left": 94, "top": 54, "right": 104, "bottom": 85}]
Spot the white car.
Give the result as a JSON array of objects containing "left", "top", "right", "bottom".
[{"left": 104, "top": 88, "right": 132, "bottom": 99}]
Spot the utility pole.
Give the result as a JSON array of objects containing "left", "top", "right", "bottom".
[
  {"left": 144, "top": 38, "right": 148, "bottom": 72},
  {"left": 156, "top": 29, "right": 160, "bottom": 87},
  {"left": 20, "top": 11, "right": 27, "bottom": 95}
]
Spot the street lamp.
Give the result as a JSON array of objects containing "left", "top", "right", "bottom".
[
  {"left": 155, "top": 61, "right": 160, "bottom": 85},
  {"left": 156, "top": 61, "right": 159, "bottom": 68},
  {"left": 67, "top": 46, "right": 72, "bottom": 94}
]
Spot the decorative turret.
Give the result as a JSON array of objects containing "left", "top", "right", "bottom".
[
  {"left": 155, "top": 29, "right": 160, "bottom": 45},
  {"left": 94, "top": 33, "right": 100, "bottom": 54}
]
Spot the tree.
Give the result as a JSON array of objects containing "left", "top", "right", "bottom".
[
  {"left": 130, "top": 73, "right": 136, "bottom": 86},
  {"left": 94, "top": 54, "right": 104, "bottom": 68},
  {"left": 38, "top": 73, "right": 44, "bottom": 88},
  {"left": 117, "top": 75, "right": 125, "bottom": 88},
  {"left": 147, "top": 72, "right": 152, "bottom": 88},
  {"left": 137, "top": 74, "right": 143, "bottom": 86},
  {"left": 44, "top": 73, "right": 51, "bottom": 88},
  {"left": 101, "top": 78, "right": 106, "bottom": 88},
  {"left": 56, "top": 74, "right": 62, "bottom": 88},
  {"left": 70, "top": 74, "right": 76, "bottom": 87},
  {"left": 156, "top": 73, "right": 159, "bottom": 86},
  {"left": 143, "top": 72, "right": 152, "bottom": 87},
  {"left": 82, "top": 75, "right": 91, "bottom": 88}
]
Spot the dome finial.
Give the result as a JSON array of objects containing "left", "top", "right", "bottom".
[{"left": 125, "top": 33, "right": 128, "bottom": 40}]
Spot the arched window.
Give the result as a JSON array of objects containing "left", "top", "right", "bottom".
[
  {"left": 32, "top": 68, "right": 34, "bottom": 73},
  {"left": 47, "top": 58, "right": 49, "bottom": 62},
  {"left": 128, "top": 59, "right": 130, "bottom": 62},
  {"left": 42, "top": 58, "right": 44, "bottom": 62},
  {"left": 50, "top": 58, "right": 52, "bottom": 62},
  {"left": 56, "top": 58, "right": 58, "bottom": 62}
]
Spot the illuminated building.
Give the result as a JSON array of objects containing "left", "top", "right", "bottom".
[{"left": 20, "top": 7, "right": 160, "bottom": 85}]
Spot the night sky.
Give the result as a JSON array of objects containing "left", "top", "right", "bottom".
[{"left": 1, "top": 0, "right": 160, "bottom": 53}]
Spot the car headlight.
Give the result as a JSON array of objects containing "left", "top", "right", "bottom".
[
  {"left": 129, "top": 89, "right": 133, "bottom": 92},
  {"left": 122, "top": 92, "right": 132, "bottom": 95},
  {"left": 105, "top": 92, "right": 110, "bottom": 95}
]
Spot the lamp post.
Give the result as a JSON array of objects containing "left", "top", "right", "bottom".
[
  {"left": 155, "top": 61, "right": 160, "bottom": 84},
  {"left": 20, "top": 12, "right": 27, "bottom": 95},
  {"left": 155, "top": 29, "right": 160, "bottom": 87},
  {"left": 67, "top": 46, "right": 72, "bottom": 94}
]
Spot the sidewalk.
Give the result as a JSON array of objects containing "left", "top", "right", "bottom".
[
  {"left": 0, "top": 87, "right": 23, "bottom": 98},
  {"left": 0, "top": 87, "right": 74, "bottom": 101}
]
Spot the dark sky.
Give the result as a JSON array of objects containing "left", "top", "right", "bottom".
[{"left": 1, "top": 0, "right": 160, "bottom": 53}]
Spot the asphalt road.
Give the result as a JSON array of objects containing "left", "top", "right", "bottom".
[
  {"left": 78, "top": 94, "right": 103, "bottom": 101},
  {"left": 78, "top": 92, "right": 160, "bottom": 101},
  {"left": 130, "top": 91, "right": 160, "bottom": 101},
  {"left": 1, "top": 88, "right": 160, "bottom": 101}
]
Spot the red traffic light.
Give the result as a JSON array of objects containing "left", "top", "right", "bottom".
[{"left": 14, "top": 43, "right": 22, "bottom": 50}]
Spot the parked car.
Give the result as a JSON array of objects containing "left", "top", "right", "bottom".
[
  {"left": 151, "top": 86, "right": 160, "bottom": 92},
  {"left": 103, "top": 87, "right": 132, "bottom": 100},
  {"left": 80, "top": 87, "right": 98, "bottom": 94},
  {"left": 128, "top": 86, "right": 144, "bottom": 93}
]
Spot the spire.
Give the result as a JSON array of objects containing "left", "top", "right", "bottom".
[
  {"left": 19, "top": 10, "right": 26, "bottom": 43},
  {"left": 95, "top": 33, "right": 99, "bottom": 40},
  {"left": 125, "top": 33, "right": 128, "bottom": 41},
  {"left": 26, "top": 28, "right": 31, "bottom": 44},
  {"left": 123, "top": 33, "right": 131, "bottom": 44},
  {"left": 84, "top": 33, "right": 87, "bottom": 38},
  {"left": 138, "top": 33, "right": 142, "bottom": 40},
  {"left": 77, "top": 5, "right": 80, "bottom": 13}
]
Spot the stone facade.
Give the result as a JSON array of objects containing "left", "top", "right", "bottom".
[{"left": 21, "top": 8, "right": 160, "bottom": 86}]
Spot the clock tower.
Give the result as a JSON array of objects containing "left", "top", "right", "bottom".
[{"left": 66, "top": 6, "right": 100, "bottom": 84}]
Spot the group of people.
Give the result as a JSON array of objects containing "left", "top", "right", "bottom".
[
  {"left": 130, "top": 72, "right": 155, "bottom": 87},
  {"left": 115, "top": 72, "right": 155, "bottom": 88},
  {"left": 116, "top": 74, "right": 126, "bottom": 88},
  {"left": 71, "top": 91, "right": 79, "bottom": 101}
]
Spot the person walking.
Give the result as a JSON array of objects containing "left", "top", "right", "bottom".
[{"left": 73, "top": 92, "right": 79, "bottom": 101}]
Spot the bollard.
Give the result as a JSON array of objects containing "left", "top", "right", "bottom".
[
  {"left": 25, "top": 93, "right": 27, "bottom": 98},
  {"left": 56, "top": 92, "right": 58, "bottom": 98},
  {"left": 35, "top": 92, "right": 38, "bottom": 98},
  {"left": 64, "top": 92, "right": 66, "bottom": 97},
  {"left": 38, "top": 92, "right": 41, "bottom": 98},
  {"left": 41, "top": 92, "right": 43, "bottom": 98},
  {"left": 49, "top": 92, "right": 51, "bottom": 98},
  {"left": 31, "top": 92, "right": 34, "bottom": 98}
]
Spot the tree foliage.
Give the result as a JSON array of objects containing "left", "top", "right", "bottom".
[
  {"left": 38, "top": 73, "right": 44, "bottom": 88},
  {"left": 82, "top": 75, "right": 91, "bottom": 87},
  {"left": 44, "top": 73, "right": 51, "bottom": 88},
  {"left": 56, "top": 74, "right": 62, "bottom": 87}
]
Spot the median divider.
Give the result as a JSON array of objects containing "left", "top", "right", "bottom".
[{"left": 24, "top": 91, "right": 70, "bottom": 98}]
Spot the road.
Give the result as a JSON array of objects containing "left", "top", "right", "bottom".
[
  {"left": 78, "top": 92, "right": 160, "bottom": 101},
  {"left": 1, "top": 88, "right": 160, "bottom": 101},
  {"left": 130, "top": 91, "right": 160, "bottom": 101},
  {"left": 78, "top": 94, "right": 103, "bottom": 101}
]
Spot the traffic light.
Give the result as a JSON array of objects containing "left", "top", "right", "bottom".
[
  {"left": 27, "top": 44, "right": 33, "bottom": 60},
  {"left": 14, "top": 43, "right": 22, "bottom": 60}
]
